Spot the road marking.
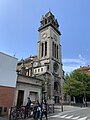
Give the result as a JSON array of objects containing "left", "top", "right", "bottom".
[
  {"left": 78, "top": 116, "right": 87, "bottom": 120},
  {"left": 59, "top": 114, "right": 68, "bottom": 118},
  {"left": 51, "top": 114, "right": 60, "bottom": 117},
  {"left": 50, "top": 113, "right": 89, "bottom": 120},
  {"left": 72, "top": 116, "right": 80, "bottom": 119},
  {"left": 65, "top": 115, "right": 73, "bottom": 119}
]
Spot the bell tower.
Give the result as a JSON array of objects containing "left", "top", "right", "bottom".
[
  {"left": 37, "top": 11, "right": 64, "bottom": 103},
  {"left": 38, "top": 11, "right": 61, "bottom": 60}
]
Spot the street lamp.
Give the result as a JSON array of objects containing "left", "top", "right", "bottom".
[
  {"left": 61, "top": 95, "right": 63, "bottom": 112},
  {"left": 60, "top": 78, "right": 64, "bottom": 112}
]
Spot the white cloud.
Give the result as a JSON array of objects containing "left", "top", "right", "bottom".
[{"left": 62, "top": 55, "right": 86, "bottom": 74}]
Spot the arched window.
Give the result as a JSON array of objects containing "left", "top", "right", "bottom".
[
  {"left": 45, "top": 19, "right": 47, "bottom": 24},
  {"left": 45, "top": 41, "right": 47, "bottom": 56},
  {"left": 55, "top": 44, "right": 56, "bottom": 58},
  {"left": 41, "top": 43, "right": 44, "bottom": 57},
  {"left": 52, "top": 41, "right": 54, "bottom": 57},
  {"left": 54, "top": 82, "right": 58, "bottom": 91},
  {"left": 57, "top": 45, "right": 58, "bottom": 59}
]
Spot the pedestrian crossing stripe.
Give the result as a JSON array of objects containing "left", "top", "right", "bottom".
[
  {"left": 51, "top": 114, "right": 88, "bottom": 120},
  {"left": 60, "top": 114, "right": 68, "bottom": 118},
  {"left": 65, "top": 115, "right": 73, "bottom": 119},
  {"left": 77, "top": 116, "right": 87, "bottom": 120},
  {"left": 72, "top": 116, "right": 80, "bottom": 119},
  {"left": 51, "top": 114, "right": 59, "bottom": 117}
]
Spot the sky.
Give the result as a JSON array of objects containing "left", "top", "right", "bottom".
[{"left": 0, "top": 0, "right": 90, "bottom": 74}]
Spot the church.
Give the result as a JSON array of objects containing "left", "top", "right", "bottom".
[{"left": 15, "top": 11, "right": 64, "bottom": 105}]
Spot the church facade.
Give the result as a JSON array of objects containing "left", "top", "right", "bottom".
[{"left": 16, "top": 11, "right": 64, "bottom": 104}]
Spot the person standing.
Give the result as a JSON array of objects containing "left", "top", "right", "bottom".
[{"left": 40, "top": 99, "right": 48, "bottom": 120}]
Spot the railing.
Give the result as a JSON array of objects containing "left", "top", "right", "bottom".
[
  {"left": 9, "top": 104, "right": 54, "bottom": 120},
  {"left": 9, "top": 106, "right": 33, "bottom": 120}
]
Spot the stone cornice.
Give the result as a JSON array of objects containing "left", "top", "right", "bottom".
[{"left": 38, "top": 23, "right": 61, "bottom": 35}]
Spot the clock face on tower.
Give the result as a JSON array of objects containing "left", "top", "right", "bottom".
[
  {"left": 42, "top": 33, "right": 47, "bottom": 39},
  {"left": 53, "top": 62, "right": 59, "bottom": 73}
]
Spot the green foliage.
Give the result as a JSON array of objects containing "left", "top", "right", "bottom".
[{"left": 64, "top": 70, "right": 90, "bottom": 97}]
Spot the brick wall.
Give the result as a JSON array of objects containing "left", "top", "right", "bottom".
[{"left": 0, "top": 86, "right": 15, "bottom": 115}]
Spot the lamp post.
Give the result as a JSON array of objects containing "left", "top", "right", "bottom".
[
  {"left": 61, "top": 95, "right": 63, "bottom": 112},
  {"left": 60, "top": 77, "right": 64, "bottom": 112},
  {"left": 60, "top": 91, "right": 63, "bottom": 112},
  {"left": 81, "top": 73, "right": 87, "bottom": 107}
]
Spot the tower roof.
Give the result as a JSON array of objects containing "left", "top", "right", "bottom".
[
  {"left": 38, "top": 11, "right": 61, "bottom": 35},
  {"left": 45, "top": 11, "right": 54, "bottom": 18}
]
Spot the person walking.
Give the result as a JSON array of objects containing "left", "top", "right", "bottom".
[
  {"left": 40, "top": 99, "right": 48, "bottom": 120},
  {"left": 33, "top": 100, "right": 41, "bottom": 120},
  {"left": 24, "top": 97, "right": 31, "bottom": 118}
]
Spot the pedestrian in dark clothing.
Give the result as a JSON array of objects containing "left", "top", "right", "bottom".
[
  {"left": 33, "top": 100, "right": 41, "bottom": 120},
  {"left": 26, "top": 97, "right": 31, "bottom": 107},
  {"left": 24, "top": 97, "right": 31, "bottom": 118},
  {"left": 40, "top": 99, "right": 48, "bottom": 120}
]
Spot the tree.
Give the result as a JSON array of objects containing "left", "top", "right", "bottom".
[
  {"left": 64, "top": 70, "right": 90, "bottom": 103},
  {"left": 64, "top": 73, "right": 83, "bottom": 97}
]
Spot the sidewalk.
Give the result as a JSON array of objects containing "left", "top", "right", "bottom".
[{"left": 54, "top": 104, "right": 82, "bottom": 112}]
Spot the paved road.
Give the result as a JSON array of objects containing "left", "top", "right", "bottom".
[
  {"left": 0, "top": 105, "right": 90, "bottom": 120},
  {"left": 49, "top": 108, "right": 90, "bottom": 120}
]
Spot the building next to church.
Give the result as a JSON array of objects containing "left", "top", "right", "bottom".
[
  {"left": 0, "top": 52, "right": 18, "bottom": 115},
  {"left": 76, "top": 66, "right": 90, "bottom": 102},
  {"left": 14, "top": 74, "right": 42, "bottom": 106},
  {"left": 16, "top": 11, "right": 64, "bottom": 105},
  {"left": 77, "top": 65, "right": 90, "bottom": 75}
]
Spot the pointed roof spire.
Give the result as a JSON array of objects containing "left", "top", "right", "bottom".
[{"left": 45, "top": 10, "right": 54, "bottom": 18}]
